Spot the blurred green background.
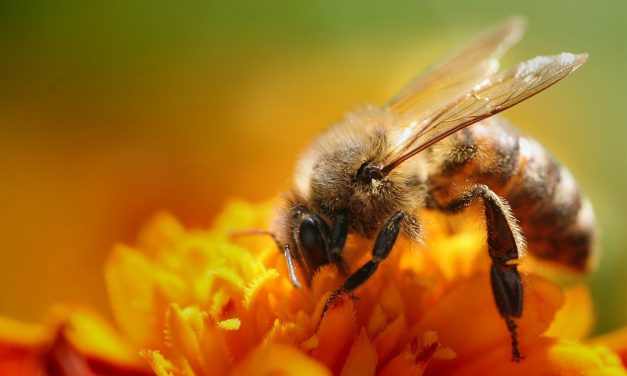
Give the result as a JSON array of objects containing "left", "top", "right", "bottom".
[{"left": 0, "top": 1, "right": 625, "bottom": 335}]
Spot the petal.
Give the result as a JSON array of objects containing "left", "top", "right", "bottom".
[
  {"left": 546, "top": 284, "right": 594, "bottom": 340},
  {"left": 104, "top": 245, "right": 164, "bottom": 348},
  {"left": 312, "top": 299, "right": 358, "bottom": 374},
  {"left": 417, "top": 222, "right": 488, "bottom": 281},
  {"left": 57, "top": 307, "right": 145, "bottom": 370},
  {"left": 340, "top": 328, "right": 377, "bottom": 376},
  {"left": 105, "top": 245, "right": 188, "bottom": 349},
  {"left": 374, "top": 313, "right": 406, "bottom": 365},
  {"left": 379, "top": 331, "right": 449, "bottom": 376},
  {"left": 379, "top": 351, "right": 426, "bottom": 376},
  {"left": 409, "top": 272, "right": 563, "bottom": 365},
  {"left": 242, "top": 269, "right": 279, "bottom": 310},
  {"left": 0, "top": 315, "right": 48, "bottom": 348},
  {"left": 198, "top": 319, "right": 234, "bottom": 376},
  {"left": 0, "top": 309, "right": 151, "bottom": 376},
  {"left": 588, "top": 327, "right": 627, "bottom": 369},
  {"left": 136, "top": 212, "right": 184, "bottom": 257},
  {"left": 366, "top": 304, "right": 387, "bottom": 338},
  {"left": 141, "top": 350, "right": 178, "bottom": 376},
  {"left": 311, "top": 265, "right": 343, "bottom": 304},
  {"left": 446, "top": 337, "right": 627, "bottom": 376},
  {"left": 234, "top": 344, "right": 332, "bottom": 376},
  {"left": 166, "top": 304, "right": 205, "bottom": 376},
  {"left": 0, "top": 354, "right": 40, "bottom": 376},
  {"left": 212, "top": 200, "right": 276, "bottom": 234}
]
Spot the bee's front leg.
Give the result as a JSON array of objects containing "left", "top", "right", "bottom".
[
  {"left": 328, "top": 211, "right": 350, "bottom": 275},
  {"left": 323, "top": 211, "right": 405, "bottom": 315},
  {"left": 430, "top": 184, "right": 524, "bottom": 362}
]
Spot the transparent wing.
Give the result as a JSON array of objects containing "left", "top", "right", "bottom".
[
  {"left": 387, "top": 16, "right": 526, "bottom": 118},
  {"left": 382, "top": 53, "right": 588, "bottom": 173}
]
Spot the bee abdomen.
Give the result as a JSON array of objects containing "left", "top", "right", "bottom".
[
  {"left": 505, "top": 137, "right": 597, "bottom": 271},
  {"left": 426, "top": 117, "right": 521, "bottom": 202},
  {"left": 426, "top": 117, "right": 596, "bottom": 272}
]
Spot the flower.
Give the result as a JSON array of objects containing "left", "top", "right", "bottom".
[
  {"left": 108, "top": 200, "right": 626, "bottom": 375},
  {"left": 0, "top": 306, "right": 150, "bottom": 375},
  {"left": 1, "top": 199, "right": 625, "bottom": 375}
]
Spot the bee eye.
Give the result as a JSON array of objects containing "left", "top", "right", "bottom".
[{"left": 299, "top": 218, "right": 325, "bottom": 264}]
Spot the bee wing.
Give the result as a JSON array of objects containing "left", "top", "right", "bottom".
[
  {"left": 387, "top": 16, "right": 526, "bottom": 117},
  {"left": 382, "top": 53, "right": 588, "bottom": 173}
]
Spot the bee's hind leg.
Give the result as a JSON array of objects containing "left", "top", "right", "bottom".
[
  {"left": 322, "top": 211, "right": 405, "bottom": 315},
  {"left": 429, "top": 184, "right": 524, "bottom": 362}
]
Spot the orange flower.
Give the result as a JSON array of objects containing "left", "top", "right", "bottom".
[
  {"left": 0, "top": 306, "right": 150, "bottom": 375},
  {"left": 108, "top": 200, "right": 625, "bottom": 375},
  {"left": 1, "top": 200, "right": 626, "bottom": 375}
]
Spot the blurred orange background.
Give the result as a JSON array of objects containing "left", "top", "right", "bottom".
[{"left": 0, "top": 1, "right": 625, "bottom": 335}]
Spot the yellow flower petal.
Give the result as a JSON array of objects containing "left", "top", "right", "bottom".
[
  {"left": 105, "top": 244, "right": 180, "bottom": 348},
  {"left": 589, "top": 327, "right": 627, "bottom": 369},
  {"left": 546, "top": 284, "right": 594, "bottom": 340},
  {"left": 136, "top": 212, "right": 185, "bottom": 258},
  {"left": 234, "top": 344, "right": 331, "bottom": 376},
  {"left": 0, "top": 316, "right": 47, "bottom": 348},
  {"left": 408, "top": 272, "right": 563, "bottom": 365},
  {"left": 340, "top": 328, "right": 377, "bottom": 376},
  {"left": 165, "top": 304, "right": 206, "bottom": 376},
  {"left": 0, "top": 317, "right": 47, "bottom": 376},
  {"left": 0, "top": 306, "right": 151, "bottom": 376},
  {"left": 379, "top": 331, "right": 451, "bottom": 376},
  {"left": 311, "top": 298, "right": 358, "bottom": 373},
  {"left": 197, "top": 319, "right": 234, "bottom": 376},
  {"left": 447, "top": 337, "right": 626, "bottom": 376},
  {"left": 141, "top": 349, "right": 176, "bottom": 376},
  {"left": 243, "top": 269, "right": 279, "bottom": 310},
  {"left": 373, "top": 313, "right": 406, "bottom": 365},
  {"left": 54, "top": 306, "right": 144, "bottom": 369}
]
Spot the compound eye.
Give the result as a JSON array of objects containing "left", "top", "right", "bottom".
[{"left": 299, "top": 217, "right": 325, "bottom": 265}]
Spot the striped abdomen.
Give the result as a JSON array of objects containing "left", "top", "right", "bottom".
[{"left": 425, "top": 116, "right": 596, "bottom": 272}]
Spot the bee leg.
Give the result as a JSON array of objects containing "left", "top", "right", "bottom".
[
  {"left": 432, "top": 184, "right": 524, "bottom": 361},
  {"left": 328, "top": 212, "right": 349, "bottom": 275},
  {"left": 323, "top": 211, "right": 405, "bottom": 315}
]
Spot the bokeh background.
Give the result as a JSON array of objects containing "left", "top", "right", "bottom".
[{"left": 0, "top": 1, "right": 625, "bottom": 335}]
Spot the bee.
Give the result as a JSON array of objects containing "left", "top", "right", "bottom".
[{"left": 270, "top": 17, "right": 594, "bottom": 361}]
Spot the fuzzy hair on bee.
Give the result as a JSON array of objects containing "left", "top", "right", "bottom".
[
  {"left": 267, "top": 16, "right": 593, "bottom": 362},
  {"left": 290, "top": 106, "right": 424, "bottom": 240}
]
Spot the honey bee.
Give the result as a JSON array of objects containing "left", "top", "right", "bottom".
[{"left": 270, "top": 17, "right": 595, "bottom": 361}]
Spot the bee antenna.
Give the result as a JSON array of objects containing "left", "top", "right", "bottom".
[
  {"left": 284, "top": 244, "right": 301, "bottom": 289},
  {"left": 381, "top": 159, "right": 403, "bottom": 175}
]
